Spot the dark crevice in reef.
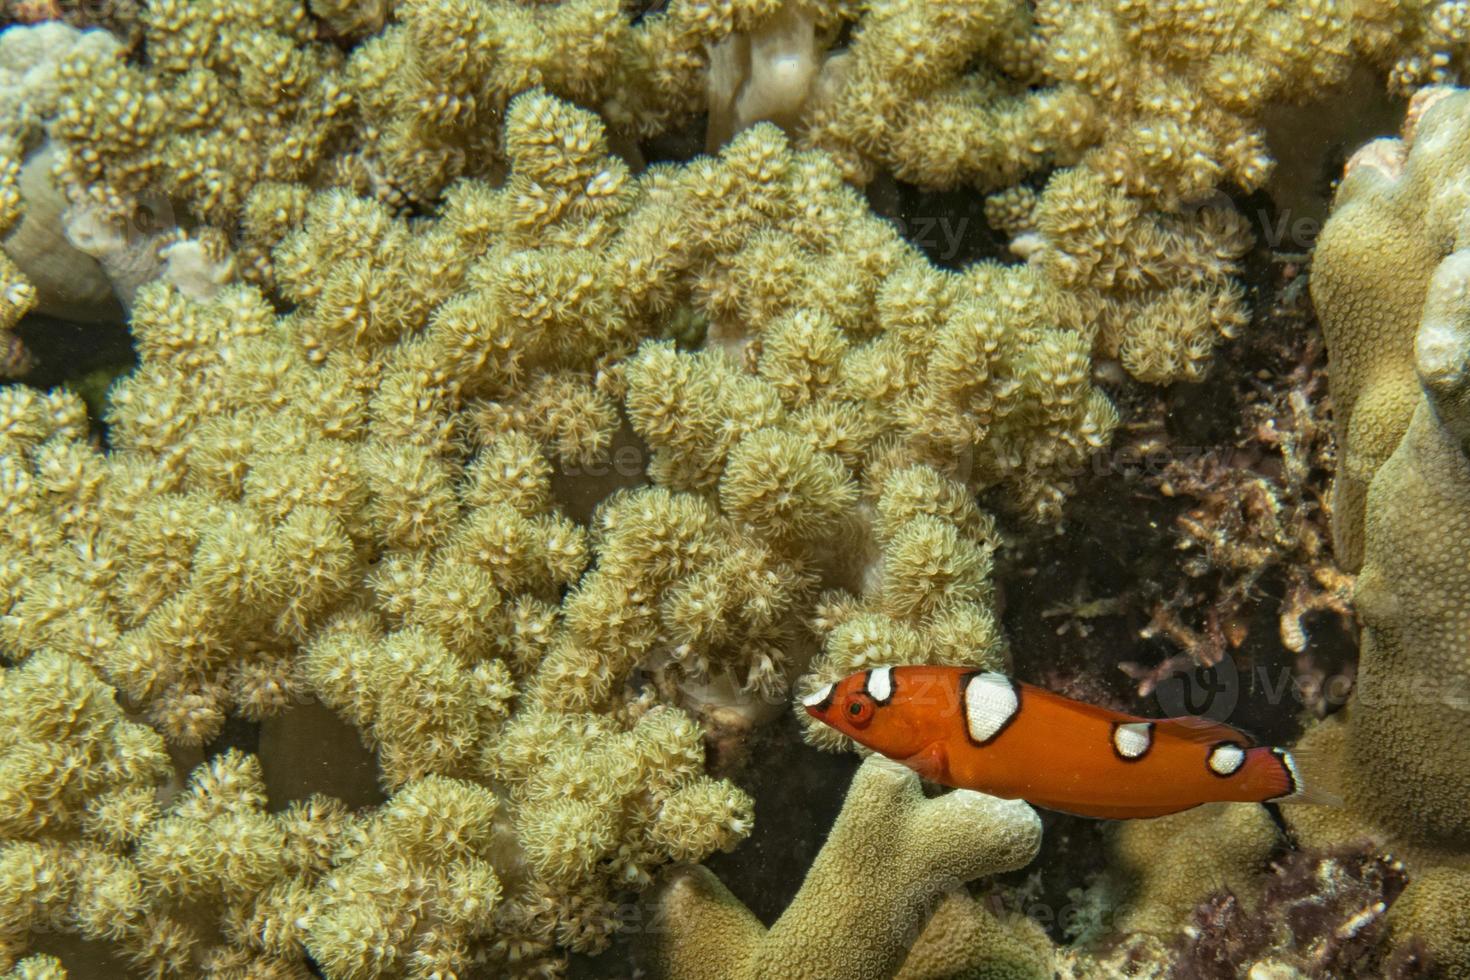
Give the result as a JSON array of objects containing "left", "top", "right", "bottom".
[
  {"left": 1000, "top": 226, "right": 1355, "bottom": 729},
  {"left": 865, "top": 174, "right": 1016, "bottom": 270},
  {"left": 989, "top": 809, "right": 1113, "bottom": 945},
  {"left": 11, "top": 310, "right": 136, "bottom": 445},
  {"left": 637, "top": 114, "right": 707, "bottom": 168},
  {"left": 203, "top": 714, "right": 261, "bottom": 760}
]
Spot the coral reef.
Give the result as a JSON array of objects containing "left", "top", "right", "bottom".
[
  {"left": 1162, "top": 845, "right": 1419, "bottom": 979},
  {"left": 894, "top": 891, "right": 1054, "bottom": 980},
  {"left": 1387, "top": 866, "right": 1470, "bottom": 977},
  {"left": 13, "top": 2, "right": 1470, "bottom": 976},
  {"left": 1, "top": 1, "right": 141, "bottom": 38},
  {"left": 41, "top": 0, "right": 773, "bottom": 236},
  {"left": 1089, "top": 802, "right": 1281, "bottom": 953},
  {"left": 0, "top": 149, "right": 34, "bottom": 374},
  {"left": 1309, "top": 87, "right": 1463, "bottom": 571},
  {"left": 1275, "top": 82, "right": 1470, "bottom": 977},
  {"left": 779, "top": 0, "right": 1349, "bottom": 383},
  {"left": 795, "top": 465, "right": 1008, "bottom": 750},
  {"left": 344, "top": 0, "right": 764, "bottom": 204},
  {"left": 49, "top": 1, "right": 353, "bottom": 229},
  {"left": 796, "top": 0, "right": 1351, "bottom": 200},
  {"left": 0, "top": 94, "right": 799, "bottom": 975},
  {"left": 1311, "top": 86, "right": 1470, "bottom": 848},
  {"left": 1063, "top": 811, "right": 1426, "bottom": 977},
  {"left": 0, "top": 659, "right": 343, "bottom": 979},
  {"left": 0, "top": 20, "right": 223, "bottom": 333},
  {"left": 0, "top": 80, "right": 1117, "bottom": 975},
  {"left": 645, "top": 756, "right": 1043, "bottom": 980},
  {"left": 39, "top": 0, "right": 1297, "bottom": 386}
]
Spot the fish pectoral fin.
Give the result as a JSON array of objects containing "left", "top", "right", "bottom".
[
  {"left": 1155, "top": 715, "right": 1258, "bottom": 747},
  {"left": 903, "top": 742, "right": 949, "bottom": 783}
]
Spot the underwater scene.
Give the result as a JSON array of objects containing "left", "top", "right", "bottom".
[{"left": 0, "top": 0, "right": 1467, "bottom": 977}]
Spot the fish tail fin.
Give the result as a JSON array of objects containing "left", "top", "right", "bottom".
[{"left": 1266, "top": 745, "right": 1343, "bottom": 807}]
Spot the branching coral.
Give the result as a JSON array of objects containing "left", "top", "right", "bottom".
[
  {"left": 646, "top": 756, "right": 1043, "bottom": 980},
  {"left": 0, "top": 92, "right": 809, "bottom": 976},
  {"left": 0, "top": 697, "right": 346, "bottom": 980},
  {"left": 50, "top": 0, "right": 353, "bottom": 229},
  {"left": 797, "top": 0, "right": 1354, "bottom": 202},
  {"left": 345, "top": 0, "right": 784, "bottom": 204},
  {"left": 0, "top": 148, "right": 34, "bottom": 374}
]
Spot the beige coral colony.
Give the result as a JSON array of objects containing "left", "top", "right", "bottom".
[{"left": 2, "top": 0, "right": 1470, "bottom": 977}]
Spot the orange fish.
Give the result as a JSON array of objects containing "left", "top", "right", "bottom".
[{"left": 803, "top": 666, "right": 1337, "bottom": 819}]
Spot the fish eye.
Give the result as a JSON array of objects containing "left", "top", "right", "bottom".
[{"left": 844, "top": 695, "right": 874, "bottom": 727}]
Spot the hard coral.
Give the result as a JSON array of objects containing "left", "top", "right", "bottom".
[
  {"left": 646, "top": 756, "right": 1042, "bottom": 980},
  {"left": 1312, "top": 86, "right": 1470, "bottom": 848},
  {"left": 1309, "top": 86, "right": 1470, "bottom": 571},
  {"left": 895, "top": 890, "right": 1054, "bottom": 980},
  {"left": 1289, "top": 82, "right": 1470, "bottom": 977},
  {"left": 1387, "top": 866, "right": 1470, "bottom": 978},
  {"left": 1108, "top": 803, "right": 1281, "bottom": 937}
]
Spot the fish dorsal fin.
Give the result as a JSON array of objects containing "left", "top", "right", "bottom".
[{"left": 1155, "top": 715, "right": 1257, "bottom": 747}]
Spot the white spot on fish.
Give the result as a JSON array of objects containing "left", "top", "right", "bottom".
[
  {"left": 866, "top": 666, "right": 893, "bottom": 704},
  {"left": 1208, "top": 743, "right": 1246, "bottom": 776},
  {"left": 1113, "top": 722, "right": 1153, "bottom": 760},
  {"left": 963, "top": 672, "right": 1018, "bottom": 744},
  {"left": 802, "top": 683, "right": 833, "bottom": 708}
]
